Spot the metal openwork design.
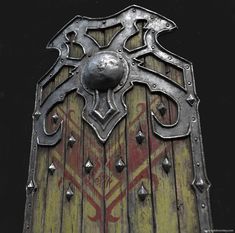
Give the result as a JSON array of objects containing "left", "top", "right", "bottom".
[
  {"left": 34, "top": 5, "right": 195, "bottom": 145},
  {"left": 24, "top": 5, "right": 213, "bottom": 233}
]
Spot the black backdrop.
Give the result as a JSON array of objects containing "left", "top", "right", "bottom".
[{"left": 0, "top": 0, "right": 234, "bottom": 232}]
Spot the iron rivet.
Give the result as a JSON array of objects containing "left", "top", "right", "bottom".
[
  {"left": 33, "top": 111, "right": 41, "bottom": 120},
  {"left": 26, "top": 225, "right": 30, "bottom": 229},
  {"left": 115, "top": 157, "right": 126, "bottom": 172},
  {"left": 102, "top": 20, "right": 106, "bottom": 24},
  {"left": 151, "top": 46, "right": 155, "bottom": 49},
  {"left": 186, "top": 94, "right": 196, "bottom": 106},
  {"left": 166, "top": 23, "right": 170, "bottom": 27},
  {"left": 68, "top": 135, "right": 76, "bottom": 147},
  {"left": 132, "top": 9, "right": 136, "bottom": 12},
  {"left": 119, "top": 82, "right": 123, "bottom": 86},
  {"left": 61, "top": 59, "right": 64, "bottom": 63},
  {"left": 162, "top": 156, "right": 172, "bottom": 173},
  {"left": 84, "top": 158, "right": 94, "bottom": 174},
  {"left": 188, "top": 81, "right": 192, "bottom": 85},
  {"left": 138, "top": 183, "right": 148, "bottom": 201},
  {"left": 152, "top": 30, "right": 155, "bottom": 33},
  {"left": 66, "top": 186, "right": 74, "bottom": 201},
  {"left": 118, "top": 49, "right": 122, "bottom": 52},
  {"left": 132, "top": 62, "right": 135, "bottom": 65},
  {"left": 201, "top": 203, "right": 205, "bottom": 208},
  {"left": 168, "top": 56, "right": 172, "bottom": 60},
  {"left": 195, "top": 137, "right": 198, "bottom": 141},
  {"left": 150, "top": 15, "right": 154, "bottom": 19},
  {"left": 136, "top": 130, "right": 145, "bottom": 144},
  {"left": 152, "top": 84, "right": 156, "bottom": 88},
  {"left": 48, "top": 162, "right": 56, "bottom": 175},
  {"left": 60, "top": 94, "right": 64, "bottom": 99},
  {"left": 52, "top": 113, "right": 59, "bottom": 123},
  {"left": 157, "top": 102, "right": 167, "bottom": 116},
  {"left": 196, "top": 162, "right": 200, "bottom": 167},
  {"left": 119, "top": 57, "right": 123, "bottom": 60},
  {"left": 185, "top": 65, "right": 190, "bottom": 69},
  {"left": 50, "top": 73, "right": 53, "bottom": 77},
  {"left": 192, "top": 117, "right": 196, "bottom": 121}
]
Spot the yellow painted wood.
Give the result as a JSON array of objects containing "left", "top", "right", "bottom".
[
  {"left": 43, "top": 67, "right": 69, "bottom": 233},
  {"left": 146, "top": 56, "right": 179, "bottom": 233},
  {"left": 31, "top": 147, "right": 48, "bottom": 233},
  {"left": 60, "top": 93, "right": 84, "bottom": 233},
  {"left": 32, "top": 71, "right": 56, "bottom": 233},
  {"left": 60, "top": 30, "right": 84, "bottom": 233},
  {"left": 104, "top": 119, "right": 128, "bottom": 233},
  {"left": 169, "top": 67, "right": 199, "bottom": 233},
  {"left": 82, "top": 123, "right": 105, "bottom": 233},
  {"left": 125, "top": 84, "right": 154, "bottom": 233}
]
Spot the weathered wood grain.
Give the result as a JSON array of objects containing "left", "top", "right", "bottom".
[
  {"left": 146, "top": 56, "right": 179, "bottom": 233},
  {"left": 168, "top": 66, "right": 199, "bottom": 233}
]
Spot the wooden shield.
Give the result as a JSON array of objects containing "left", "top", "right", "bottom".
[{"left": 23, "top": 5, "right": 213, "bottom": 233}]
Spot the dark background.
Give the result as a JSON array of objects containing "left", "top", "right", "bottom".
[{"left": 0, "top": 0, "right": 234, "bottom": 232}]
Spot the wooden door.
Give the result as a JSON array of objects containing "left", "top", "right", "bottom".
[{"left": 23, "top": 5, "right": 213, "bottom": 233}]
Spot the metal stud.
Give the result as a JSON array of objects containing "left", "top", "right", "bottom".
[
  {"left": 84, "top": 158, "right": 94, "bottom": 174},
  {"left": 186, "top": 94, "right": 196, "bottom": 106},
  {"left": 52, "top": 113, "right": 59, "bottom": 123},
  {"left": 157, "top": 102, "right": 167, "bottom": 116},
  {"left": 195, "top": 178, "right": 206, "bottom": 193},
  {"left": 138, "top": 183, "right": 148, "bottom": 201},
  {"left": 33, "top": 111, "right": 41, "bottom": 119},
  {"left": 136, "top": 130, "right": 145, "bottom": 144},
  {"left": 48, "top": 162, "right": 56, "bottom": 175},
  {"left": 66, "top": 186, "right": 74, "bottom": 201},
  {"left": 115, "top": 157, "right": 126, "bottom": 172},
  {"left": 68, "top": 135, "right": 76, "bottom": 147},
  {"left": 26, "top": 180, "right": 36, "bottom": 193},
  {"left": 162, "top": 156, "right": 172, "bottom": 174}
]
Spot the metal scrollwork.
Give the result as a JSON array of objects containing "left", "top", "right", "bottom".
[{"left": 35, "top": 5, "right": 196, "bottom": 144}]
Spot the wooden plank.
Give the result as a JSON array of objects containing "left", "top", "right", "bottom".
[
  {"left": 168, "top": 66, "right": 200, "bottom": 233},
  {"left": 125, "top": 84, "right": 154, "bottom": 233},
  {"left": 60, "top": 31, "right": 84, "bottom": 233},
  {"left": 104, "top": 119, "right": 128, "bottom": 233},
  {"left": 145, "top": 56, "right": 179, "bottom": 233},
  {"left": 42, "top": 67, "right": 69, "bottom": 233},
  {"left": 31, "top": 70, "right": 57, "bottom": 233},
  {"left": 82, "top": 123, "right": 105, "bottom": 233}
]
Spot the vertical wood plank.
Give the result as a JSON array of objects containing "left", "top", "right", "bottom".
[
  {"left": 82, "top": 124, "right": 105, "bottom": 233},
  {"left": 126, "top": 85, "right": 154, "bottom": 233},
  {"left": 60, "top": 32, "right": 84, "bottom": 233},
  {"left": 43, "top": 68, "right": 69, "bottom": 233},
  {"left": 146, "top": 57, "right": 179, "bottom": 233},
  {"left": 32, "top": 72, "right": 56, "bottom": 233},
  {"left": 104, "top": 119, "right": 128, "bottom": 233},
  {"left": 168, "top": 66, "right": 199, "bottom": 233}
]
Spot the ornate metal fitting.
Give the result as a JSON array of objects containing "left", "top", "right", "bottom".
[{"left": 34, "top": 5, "right": 196, "bottom": 145}]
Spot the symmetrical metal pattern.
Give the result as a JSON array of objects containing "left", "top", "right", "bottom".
[
  {"left": 23, "top": 5, "right": 213, "bottom": 233},
  {"left": 34, "top": 5, "right": 196, "bottom": 145}
]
